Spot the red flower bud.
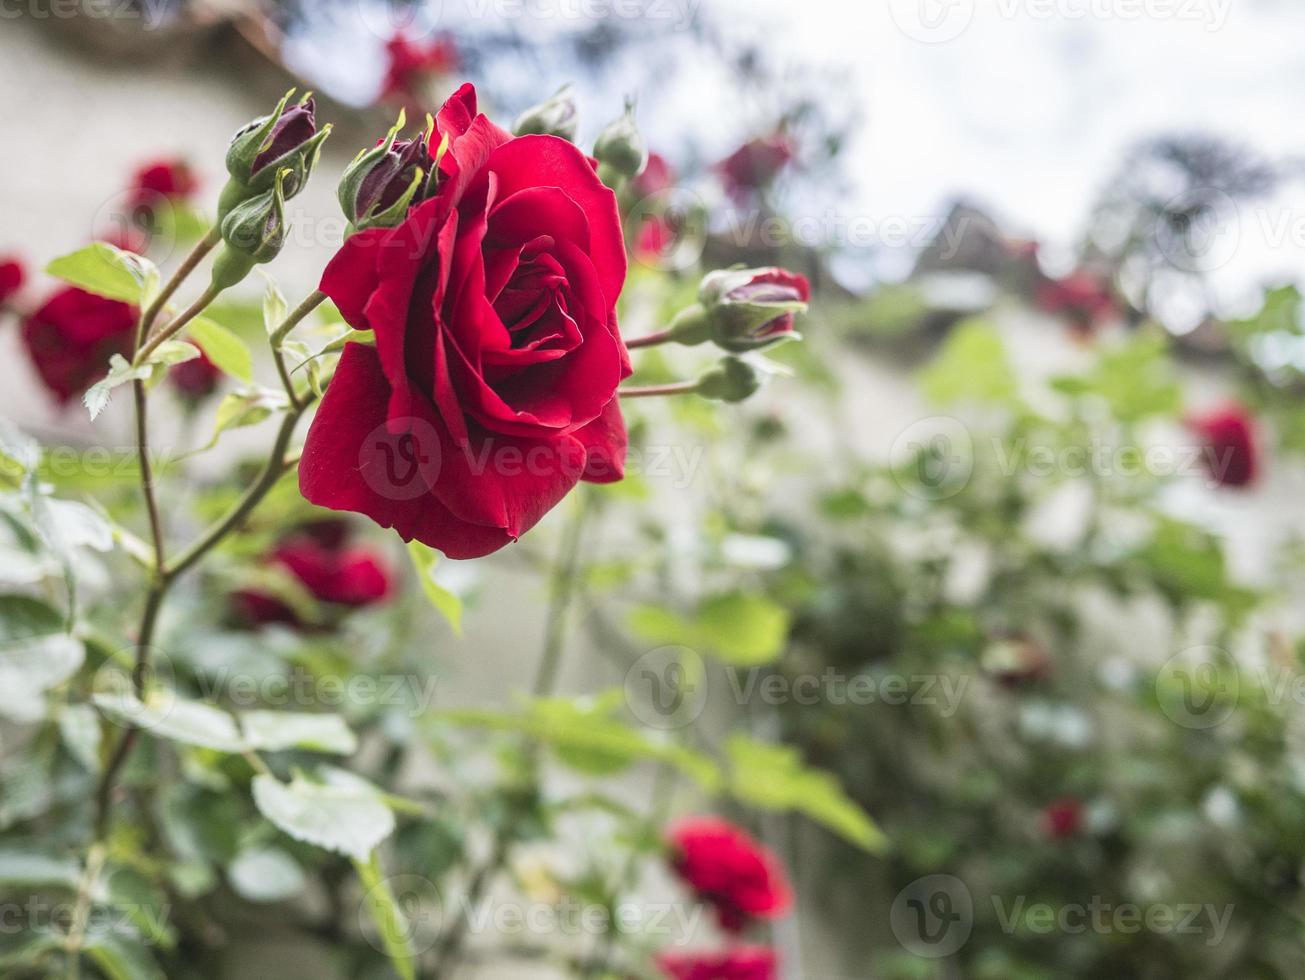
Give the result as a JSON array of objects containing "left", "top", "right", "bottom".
[
  {"left": 656, "top": 946, "right": 779, "bottom": 980},
  {"left": 379, "top": 31, "right": 460, "bottom": 108},
  {"left": 1035, "top": 270, "right": 1117, "bottom": 336},
  {"left": 169, "top": 348, "right": 222, "bottom": 403},
  {"left": 667, "top": 817, "right": 793, "bottom": 934},
  {"left": 0, "top": 255, "right": 26, "bottom": 307},
  {"left": 129, "top": 157, "right": 199, "bottom": 210},
  {"left": 716, "top": 134, "right": 794, "bottom": 200},
  {"left": 1042, "top": 797, "right": 1085, "bottom": 839},
  {"left": 1189, "top": 403, "right": 1260, "bottom": 489}
]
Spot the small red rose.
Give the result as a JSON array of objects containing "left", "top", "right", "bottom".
[
  {"left": 300, "top": 83, "right": 631, "bottom": 559},
  {"left": 0, "top": 255, "right": 26, "bottom": 307},
  {"left": 1042, "top": 797, "right": 1085, "bottom": 839},
  {"left": 667, "top": 817, "right": 793, "bottom": 933},
  {"left": 656, "top": 946, "right": 778, "bottom": 980},
  {"left": 1189, "top": 403, "right": 1260, "bottom": 489},
  {"left": 22, "top": 286, "right": 137, "bottom": 405},
  {"left": 1035, "top": 271, "right": 1116, "bottom": 337},
  {"left": 130, "top": 157, "right": 199, "bottom": 210},
  {"left": 169, "top": 347, "right": 223, "bottom": 403},
  {"left": 716, "top": 134, "right": 794, "bottom": 201},
  {"left": 232, "top": 522, "right": 393, "bottom": 628},
  {"left": 631, "top": 151, "right": 675, "bottom": 199},
  {"left": 380, "top": 30, "right": 460, "bottom": 108}
]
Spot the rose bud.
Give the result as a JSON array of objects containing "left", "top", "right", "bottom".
[
  {"left": 222, "top": 90, "right": 330, "bottom": 212},
  {"left": 667, "top": 816, "right": 793, "bottom": 933},
  {"left": 716, "top": 133, "right": 794, "bottom": 201},
  {"left": 513, "top": 85, "right": 579, "bottom": 141},
  {"left": 656, "top": 947, "right": 779, "bottom": 980},
  {"left": 696, "top": 356, "right": 763, "bottom": 404},
  {"left": 22, "top": 286, "right": 137, "bottom": 405},
  {"left": 129, "top": 157, "right": 199, "bottom": 216},
  {"left": 211, "top": 168, "right": 292, "bottom": 291},
  {"left": 338, "top": 114, "right": 429, "bottom": 233},
  {"left": 1042, "top": 797, "right": 1085, "bottom": 839},
  {"left": 169, "top": 347, "right": 222, "bottom": 404},
  {"left": 1189, "top": 402, "right": 1261, "bottom": 489},
  {"left": 0, "top": 255, "right": 26, "bottom": 309},
  {"left": 669, "top": 267, "right": 810, "bottom": 353},
  {"left": 593, "top": 99, "right": 648, "bottom": 187}
]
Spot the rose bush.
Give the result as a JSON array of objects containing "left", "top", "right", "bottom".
[{"left": 300, "top": 83, "right": 632, "bottom": 558}]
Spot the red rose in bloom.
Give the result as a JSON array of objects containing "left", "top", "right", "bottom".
[
  {"left": 0, "top": 256, "right": 25, "bottom": 307},
  {"left": 129, "top": 157, "right": 198, "bottom": 210},
  {"left": 379, "top": 31, "right": 460, "bottom": 107},
  {"left": 300, "top": 84, "right": 631, "bottom": 559},
  {"left": 716, "top": 134, "right": 794, "bottom": 201},
  {"left": 22, "top": 287, "right": 137, "bottom": 405},
  {"left": 668, "top": 817, "right": 793, "bottom": 933},
  {"left": 1189, "top": 403, "right": 1260, "bottom": 489},
  {"left": 169, "top": 348, "right": 222, "bottom": 403},
  {"left": 1035, "top": 271, "right": 1116, "bottom": 336},
  {"left": 233, "top": 522, "right": 393, "bottom": 628},
  {"left": 656, "top": 947, "right": 778, "bottom": 980},
  {"left": 1042, "top": 797, "right": 1085, "bottom": 839}
]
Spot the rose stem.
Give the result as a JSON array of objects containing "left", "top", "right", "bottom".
[
  {"left": 618, "top": 380, "right": 701, "bottom": 398},
  {"left": 623, "top": 327, "right": 676, "bottom": 349}
]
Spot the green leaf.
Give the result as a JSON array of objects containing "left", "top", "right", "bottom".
[
  {"left": 227, "top": 846, "right": 307, "bottom": 903},
  {"left": 0, "top": 595, "right": 83, "bottom": 723},
  {"left": 92, "top": 690, "right": 247, "bottom": 752},
  {"left": 920, "top": 318, "right": 1018, "bottom": 406},
  {"left": 194, "top": 386, "right": 290, "bottom": 453},
  {"left": 189, "top": 317, "right": 254, "bottom": 382},
  {"left": 82, "top": 342, "right": 200, "bottom": 420},
  {"left": 0, "top": 850, "right": 81, "bottom": 889},
  {"left": 252, "top": 768, "right": 396, "bottom": 860},
  {"left": 262, "top": 274, "right": 288, "bottom": 335},
  {"left": 694, "top": 591, "right": 791, "bottom": 666},
  {"left": 354, "top": 852, "right": 417, "bottom": 980},
  {"left": 46, "top": 243, "right": 158, "bottom": 305},
  {"left": 726, "top": 734, "right": 886, "bottom": 853},
  {"left": 407, "top": 542, "right": 463, "bottom": 635},
  {"left": 1051, "top": 329, "right": 1181, "bottom": 422},
  {"left": 628, "top": 593, "right": 791, "bottom": 667},
  {"left": 82, "top": 933, "right": 166, "bottom": 980},
  {"left": 441, "top": 696, "right": 721, "bottom": 791},
  {"left": 241, "top": 711, "right": 358, "bottom": 755}
]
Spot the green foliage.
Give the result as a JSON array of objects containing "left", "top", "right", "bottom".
[
  {"left": 921, "top": 318, "right": 1018, "bottom": 406},
  {"left": 46, "top": 243, "right": 158, "bottom": 305},
  {"left": 407, "top": 541, "right": 463, "bottom": 635},
  {"left": 189, "top": 316, "right": 254, "bottom": 382},
  {"left": 628, "top": 590, "right": 791, "bottom": 666},
  {"left": 251, "top": 768, "right": 396, "bottom": 861}
]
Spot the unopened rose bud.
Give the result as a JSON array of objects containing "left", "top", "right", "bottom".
[
  {"left": 339, "top": 113, "right": 428, "bottom": 233},
  {"left": 593, "top": 99, "right": 647, "bottom": 187},
  {"left": 668, "top": 266, "right": 810, "bottom": 352},
  {"left": 211, "top": 168, "right": 292, "bottom": 291},
  {"left": 513, "top": 85, "right": 578, "bottom": 141},
  {"left": 221, "top": 91, "right": 331, "bottom": 215},
  {"left": 696, "top": 356, "right": 761, "bottom": 403}
]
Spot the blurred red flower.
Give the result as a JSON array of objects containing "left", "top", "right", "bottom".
[
  {"left": 1034, "top": 270, "right": 1117, "bottom": 336},
  {"left": 0, "top": 255, "right": 25, "bottom": 307},
  {"left": 1042, "top": 797, "right": 1085, "bottom": 839},
  {"left": 232, "top": 521, "right": 394, "bottom": 628},
  {"left": 656, "top": 946, "right": 779, "bottom": 980},
  {"left": 668, "top": 817, "right": 793, "bottom": 933},
  {"left": 21, "top": 286, "right": 136, "bottom": 405},
  {"left": 380, "top": 31, "right": 460, "bottom": 108},
  {"left": 169, "top": 347, "right": 222, "bottom": 403},
  {"left": 129, "top": 157, "right": 199, "bottom": 210},
  {"left": 1189, "top": 403, "right": 1260, "bottom": 489},
  {"left": 716, "top": 134, "right": 794, "bottom": 200}
]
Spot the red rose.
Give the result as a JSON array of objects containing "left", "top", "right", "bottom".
[
  {"left": 0, "top": 255, "right": 25, "bottom": 307},
  {"left": 1189, "top": 403, "right": 1260, "bottom": 489},
  {"left": 300, "top": 84, "right": 631, "bottom": 559},
  {"left": 1042, "top": 797, "right": 1085, "bottom": 839},
  {"left": 1034, "top": 271, "right": 1116, "bottom": 336},
  {"left": 380, "top": 31, "right": 460, "bottom": 107},
  {"left": 716, "top": 134, "right": 794, "bottom": 200},
  {"left": 169, "top": 347, "right": 222, "bottom": 403},
  {"left": 22, "top": 286, "right": 137, "bottom": 404},
  {"left": 631, "top": 152, "right": 675, "bottom": 199},
  {"left": 667, "top": 817, "right": 793, "bottom": 933},
  {"left": 656, "top": 946, "right": 778, "bottom": 980},
  {"left": 130, "top": 157, "right": 198, "bottom": 209},
  {"left": 232, "top": 523, "right": 393, "bottom": 628}
]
